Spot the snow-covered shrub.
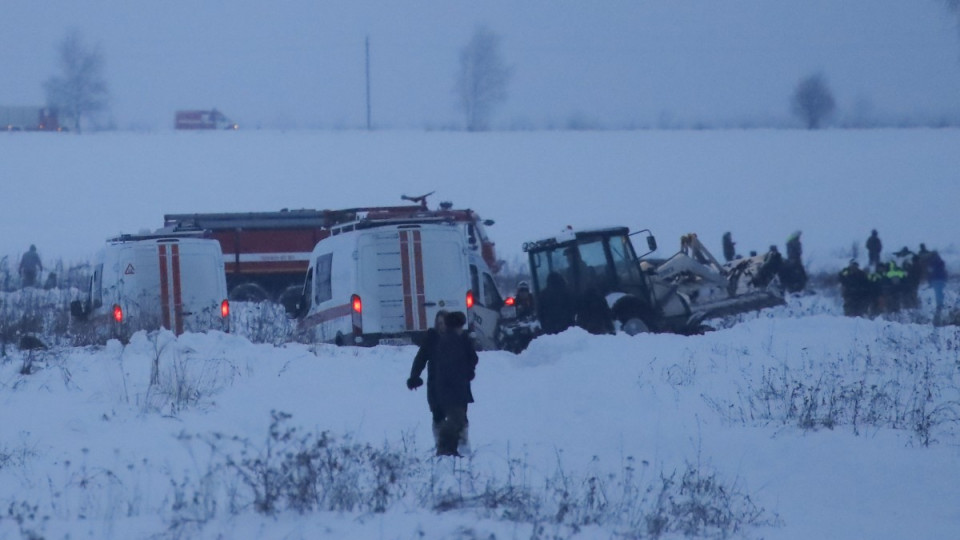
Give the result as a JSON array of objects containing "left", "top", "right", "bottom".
[
  {"left": 0, "top": 288, "right": 87, "bottom": 353},
  {"left": 2, "top": 501, "right": 46, "bottom": 540},
  {"left": 0, "top": 441, "right": 35, "bottom": 473},
  {"left": 201, "top": 411, "right": 416, "bottom": 515},
  {"left": 140, "top": 331, "right": 240, "bottom": 416},
  {"left": 425, "top": 454, "right": 540, "bottom": 523},
  {"left": 164, "top": 470, "right": 220, "bottom": 537},
  {"left": 643, "top": 463, "right": 775, "bottom": 539},
  {"left": 229, "top": 301, "right": 295, "bottom": 345},
  {"left": 707, "top": 326, "right": 960, "bottom": 446},
  {"left": 418, "top": 450, "right": 777, "bottom": 539}
]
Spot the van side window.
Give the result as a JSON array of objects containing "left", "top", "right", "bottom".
[
  {"left": 482, "top": 273, "right": 502, "bottom": 308},
  {"left": 92, "top": 264, "right": 103, "bottom": 308},
  {"left": 314, "top": 253, "right": 333, "bottom": 304},
  {"left": 302, "top": 271, "right": 314, "bottom": 312}
]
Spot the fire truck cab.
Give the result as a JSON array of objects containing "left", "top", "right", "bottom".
[
  {"left": 70, "top": 232, "right": 230, "bottom": 342},
  {"left": 291, "top": 221, "right": 504, "bottom": 349}
]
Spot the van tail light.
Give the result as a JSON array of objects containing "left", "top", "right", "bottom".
[
  {"left": 466, "top": 290, "right": 475, "bottom": 309},
  {"left": 112, "top": 304, "right": 123, "bottom": 323},
  {"left": 504, "top": 296, "right": 515, "bottom": 306},
  {"left": 351, "top": 294, "right": 363, "bottom": 336},
  {"left": 221, "top": 299, "right": 230, "bottom": 318}
]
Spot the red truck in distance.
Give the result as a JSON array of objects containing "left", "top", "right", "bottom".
[
  {"left": 174, "top": 109, "right": 238, "bottom": 130},
  {"left": 1, "top": 106, "right": 62, "bottom": 131}
]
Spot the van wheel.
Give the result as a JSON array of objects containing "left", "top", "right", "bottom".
[
  {"left": 612, "top": 295, "right": 655, "bottom": 335},
  {"left": 622, "top": 317, "right": 650, "bottom": 336},
  {"left": 278, "top": 286, "right": 303, "bottom": 313},
  {"left": 230, "top": 283, "right": 270, "bottom": 302},
  {"left": 335, "top": 332, "right": 345, "bottom": 346}
]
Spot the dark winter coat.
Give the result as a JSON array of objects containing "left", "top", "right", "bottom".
[
  {"left": 514, "top": 290, "right": 536, "bottom": 319},
  {"left": 409, "top": 329, "right": 478, "bottom": 410},
  {"left": 751, "top": 250, "right": 783, "bottom": 288},
  {"left": 537, "top": 272, "right": 576, "bottom": 334},
  {"left": 786, "top": 236, "right": 802, "bottom": 263},
  {"left": 866, "top": 234, "right": 882, "bottom": 263},
  {"left": 722, "top": 233, "right": 736, "bottom": 263},
  {"left": 19, "top": 250, "right": 42, "bottom": 274},
  {"left": 839, "top": 265, "right": 870, "bottom": 299},
  {"left": 928, "top": 255, "right": 947, "bottom": 282}
]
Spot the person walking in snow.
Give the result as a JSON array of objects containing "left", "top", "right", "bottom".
[
  {"left": 407, "top": 311, "right": 478, "bottom": 457},
  {"left": 18, "top": 244, "right": 43, "bottom": 288},
  {"left": 408, "top": 310, "right": 447, "bottom": 452},
  {"left": 866, "top": 230, "right": 882, "bottom": 267}
]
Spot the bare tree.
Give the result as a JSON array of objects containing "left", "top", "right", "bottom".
[
  {"left": 454, "top": 26, "right": 512, "bottom": 131},
  {"left": 43, "top": 30, "right": 109, "bottom": 133},
  {"left": 791, "top": 73, "right": 835, "bottom": 130},
  {"left": 947, "top": 0, "right": 960, "bottom": 33}
]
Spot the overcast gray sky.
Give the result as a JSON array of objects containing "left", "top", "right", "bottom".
[{"left": 2, "top": 1, "right": 959, "bottom": 130}]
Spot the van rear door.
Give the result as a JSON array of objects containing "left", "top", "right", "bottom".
[
  {"left": 174, "top": 241, "right": 228, "bottom": 333},
  {"left": 360, "top": 226, "right": 467, "bottom": 335},
  {"left": 154, "top": 240, "right": 227, "bottom": 334}
]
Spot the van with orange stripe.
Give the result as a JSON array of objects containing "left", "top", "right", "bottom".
[
  {"left": 70, "top": 233, "right": 230, "bottom": 342},
  {"left": 291, "top": 222, "right": 503, "bottom": 349}
]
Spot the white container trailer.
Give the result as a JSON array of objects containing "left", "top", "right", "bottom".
[
  {"left": 71, "top": 233, "right": 230, "bottom": 342},
  {"left": 292, "top": 222, "right": 503, "bottom": 349}
]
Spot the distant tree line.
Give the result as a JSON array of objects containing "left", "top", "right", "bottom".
[{"left": 35, "top": 13, "right": 960, "bottom": 133}]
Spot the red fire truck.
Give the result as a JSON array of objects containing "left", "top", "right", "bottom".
[
  {"left": 161, "top": 196, "right": 500, "bottom": 304},
  {"left": 174, "top": 109, "right": 238, "bottom": 130},
  {"left": 1, "top": 106, "right": 62, "bottom": 131}
]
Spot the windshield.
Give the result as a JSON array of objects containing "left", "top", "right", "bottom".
[
  {"left": 609, "top": 235, "right": 642, "bottom": 286},
  {"left": 531, "top": 234, "right": 643, "bottom": 296},
  {"left": 531, "top": 243, "right": 571, "bottom": 294}
]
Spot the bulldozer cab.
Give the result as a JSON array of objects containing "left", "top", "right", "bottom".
[{"left": 525, "top": 227, "right": 653, "bottom": 302}]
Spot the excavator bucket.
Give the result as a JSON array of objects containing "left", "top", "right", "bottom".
[{"left": 652, "top": 234, "right": 785, "bottom": 322}]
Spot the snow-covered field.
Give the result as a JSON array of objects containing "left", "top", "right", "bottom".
[
  {"left": 0, "top": 129, "right": 959, "bottom": 539},
  {"left": 0, "top": 287, "right": 958, "bottom": 539}
]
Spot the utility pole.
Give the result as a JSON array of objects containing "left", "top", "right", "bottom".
[{"left": 365, "top": 36, "right": 372, "bottom": 130}]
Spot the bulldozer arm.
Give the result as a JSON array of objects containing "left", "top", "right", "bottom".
[{"left": 651, "top": 234, "right": 785, "bottom": 322}]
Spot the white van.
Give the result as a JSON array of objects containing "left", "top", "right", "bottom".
[
  {"left": 71, "top": 233, "right": 230, "bottom": 341},
  {"left": 292, "top": 222, "right": 504, "bottom": 349}
]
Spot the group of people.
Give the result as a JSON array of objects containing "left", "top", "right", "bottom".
[
  {"left": 724, "top": 230, "right": 808, "bottom": 293},
  {"left": 838, "top": 230, "right": 948, "bottom": 318}
]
